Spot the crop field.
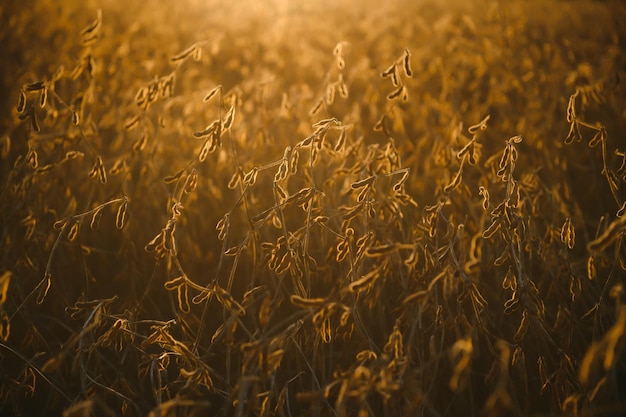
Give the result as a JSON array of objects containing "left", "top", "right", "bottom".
[{"left": 1, "top": 0, "right": 626, "bottom": 416}]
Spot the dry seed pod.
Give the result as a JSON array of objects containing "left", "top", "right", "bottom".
[
  {"left": 457, "top": 140, "right": 474, "bottom": 160},
  {"left": 290, "top": 295, "right": 326, "bottom": 308},
  {"left": 355, "top": 233, "right": 374, "bottom": 260},
  {"left": 198, "top": 139, "right": 211, "bottom": 162},
  {"left": 338, "top": 82, "right": 349, "bottom": 99},
  {"left": 356, "top": 349, "right": 377, "bottom": 362},
  {"left": 498, "top": 146, "right": 510, "bottom": 170},
  {"left": 468, "top": 143, "right": 480, "bottom": 165},
  {"left": 482, "top": 219, "right": 501, "bottom": 239},
  {"left": 587, "top": 216, "right": 626, "bottom": 253},
  {"left": 25, "top": 81, "right": 45, "bottom": 91},
  {"left": 28, "top": 111, "right": 40, "bottom": 132},
  {"left": 509, "top": 146, "right": 519, "bottom": 164},
  {"left": 115, "top": 200, "right": 128, "bottom": 229},
  {"left": 309, "top": 98, "right": 323, "bottom": 116},
  {"left": 312, "top": 117, "right": 339, "bottom": 128},
  {"left": 325, "top": 85, "right": 336, "bottom": 105},
  {"left": 194, "top": 120, "right": 219, "bottom": 138},
  {"left": 132, "top": 134, "right": 148, "bottom": 153},
  {"left": 299, "top": 134, "right": 315, "bottom": 148},
  {"left": 222, "top": 105, "right": 236, "bottom": 130},
  {"left": 274, "top": 183, "right": 287, "bottom": 201},
  {"left": 224, "top": 246, "right": 240, "bottom": 256},
  {"left": 21, "top": 215, "right": 36, "bottom": 240},
  {"left": 444, "top": 167, "right": 463, "bottom": 193},
  {"left": 467, "top": 115, "right": 491, "bottom": 134},
  {"left": 381, "top": 63, "right": 396, "bottom": 79},
  {"left": 502, "top": 266, "right": 516, "bottom": 290},
  {"left": 312, "top": 216, "right": 328, "bottom": 225},
  {"left": 124, "top": 114, "right": 140, "bottom": 130},
  {"left": 39, "top": 88, "right": 47, "bottom": 108},
  {"left": 160, "top": 73, "right": 176, "bottom": 98},
  {"left": 53, "top": 218, "right": 67, "bottom": 230},
  {"left": 0, "top": 310, "right": 9, "bottom": 341},
  {"left": 203, "top": 85, "right": 222, "bottom": 102},
  {"left": 404, "top": 247, "right": 419, "bottom": 269},
  {"left": 216, "top": 214, "right": 229, "bottom": 241},
  {"left": 334, "top": 129, "right": 347, "bottom": 152},
  {"left": 26, "top": 149, "right": 38, "bottom": 169},
  {"left": 243, "top": 167, "right": 259, "bottom": 186},
  {"left": 164, "top": 276, "right": 185, "bottom": 290},
  {"left": 588, "top": 126, "right": 606, "bottom": 148},
  {"left": 96, "top": 157, "right": 107, "bottom": 184},
  {"left": 64, "top": 150, "right": 83, "bottom": 161},
  {"left": 560, "top": 218, "right": 575, "bottom": 249},
  {"left": 392, "top": 170, "right": 409, "bottom": 192},
  {"left": 35, "top": 164, "right": 54, "bottom": 175},
  {"left": 67, "top": 222, "right": 79, "bottom": 241},
  {"left": 564, "top": 122, "right": 578, "bottom": 144},
  {"left": 348, "top": 269, "right": 379, "bottom": 293},
  {"left": 285, "top": 187, "right": 313, "bottom": 206},
  {"left": 81, "top": 9, "right": 102, "bottom": 45},
  {"left": 351, "top": 175, "right": 376, "bottom": 190},
  {"left": 335, "top": 239, "right": 349, "bottom": 263},
  {"left": 606, "top": 170, "right": 620, "bottom": 194},
  {"left": 566, "top": 92, "right": 577, "bottom": 123},
  {"left": 147, "top": 80, "right": 159, "bottom": 103},
  {"left": 87, "top": 159, "right": 97, "bottom": 179},
  {"left": 171, "top": 202, "right": 183, "bottom": 218},
  {"left": 289, "top": 149, "right": 299, "bottom": 174},
  {"left": 365, "top": 244, "right": 396, "bottom": 257},
  {"left": 333, "top": 42, "right": 343, "bottom": 57},
  {"left": 587, "top": 256, "right": 596, "bottom": 280},
  {"left": 71, "top": 111, "right": 80, "bottom": 126},
  {"left": 209, "top": 133, "right": 220, "bottom": 153},
  {"left": 271, "top": 213, "right": 283, "bottom": 229},
  {"left": 342, "top": 204, "right": 363, "bottom": 221},
  {"left": 402, "top": 48, "right": 413, "bottom": 77},
  {"left": 373, "top": 115, "right": 386, "bottom": 132},
  {"left": 336, "top": 56, "right": 345, "bottom": 70},
  {"left": 228, "top": 169, "right": 242, "bottom": 189},
  {"left": 90, "top": 206, "right": 104, "bottom": 230},
  {"left": 251, "top": 208, "right": 274, "bottom": 223},
  {"left": 569, "top": 275, "right": 581, "bottom": 302},
  {"left": 176, "top": 285, "right": 190, "bottom": 313},
  {"left": 356, "top": 186, "right": 370, "bottom": 202},
  {"left": 144, "top": 231, "right": 164, "bottom": 253},
  {"left": 109, "top": 159, "right": 125, "bottom": 176},
  {"left": 279, "top": 92, "right": 291, "bottom": 118},
  {"left": 171, "top": 44, "right": 198, "bottom": 62},
  {"left": 390, "top": 71, "right": 400, "bottom": 87},
  {"left": 52, "top": 65, "right": 65, "bottom": 82},
  {"left": 86, "top": 54, "right": 99, "bottom": 76},
  {"left": 163, "top": 169, "right": 185, "bottom": 184},
  {"left": 36, "top": 272, "right": 52, "bottom": 304},
  {"left": 134, "top": 87, "right": 148, "bottom": 109},
  {"left": 273, "top": 161, "right": 288, "bottom": 183},
  {"left": 192, "top": 47, "right": 202, "bottom": 61},
  {"left": 387, "top": 84, "right": 405, "bottom": 100},
  {"left": 17, "top": 91, "right": 26, "bottom": 113},
  {"left": 184, "top": 169, "right": 198, "bottom": 193},
  {"left": 513, "top": 312, "right": 529, "bottom": 343}
]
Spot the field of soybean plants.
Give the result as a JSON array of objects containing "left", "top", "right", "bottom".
[{"left": 1, "top": 0, "right": 626, "bottom": 415}]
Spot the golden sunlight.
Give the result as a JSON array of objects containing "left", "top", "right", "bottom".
[{"left": 1, "top": 0, "right": 626, "bottom": 416}]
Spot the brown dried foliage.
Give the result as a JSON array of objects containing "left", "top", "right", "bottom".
[{"left": 1, "top": 1, "right": 626, "bottom": 416}]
